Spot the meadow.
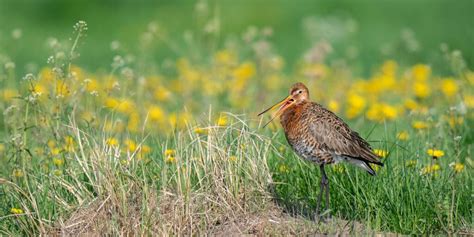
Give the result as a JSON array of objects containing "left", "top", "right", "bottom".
[{"left": 0, "top": 1, "right": 473, "bottom": 235}]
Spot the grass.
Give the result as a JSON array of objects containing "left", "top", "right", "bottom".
[{"left": 0, "top": 9, "right": 473, "bottom": 235}]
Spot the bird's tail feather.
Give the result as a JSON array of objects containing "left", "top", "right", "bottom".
[{"left": 346, "top": 157, "right": 377, "bottom": 176}]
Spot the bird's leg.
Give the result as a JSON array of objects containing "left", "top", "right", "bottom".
[
  {"left": 315, "top": 164, "right": 326, "bottom": 221},
  {"left": 322, "top": 165, "right": 331, "bottom": 219},
  {"left": 316, "top": 170, "right": 324, "bottom": 219}
]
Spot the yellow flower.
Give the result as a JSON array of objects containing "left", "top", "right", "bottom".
[
  {"left": 464, "top": 95, "right": 474, "bottom": 108},
  {"left": 446, "top": 115, "right": 464, "bottom": 128},
  {"left": 405, "top": 160, "right": 417, "bottom": 168},
  {"left": 332, "top": 164, "right": 345, "bottom": 173},
  {"left": 51, "top": 148, "right": 62, "bottom": 156},
  {"left": 39, "top": 67, "right": 54, "bottom": 83},
  {"left": 53, "top": 157, "right": 64, "bottom": 166},
  {"left": 370, "top": 163, "right": 380, "bottom": 172},
  {"left": 214, "top": 49, "right": 237, "bottom": 66},
  {"left": 397, "top": 131, "right": 410, "bottom": 141},
  {"left": 412, "top": 121, "right": 429, "bottom": 130},
  {"left": 450, "top": 162, "right": 465, "bottom": 173},
  {"left": 217, "top": 115, "right": 228, "bottom": 126},
  {"left": 229, "top": 156, "right": 238, "bottom": 162},
  {"left": 2, "top": 89, "right": 19, "bottom": 101},
  {"left": 47, "top": 140, "right": 56, "bottom": 149},
  {"left": 148, "top": 106, "right": 164, "bottom": 122},
  {"left": 233, "top": 62, "right": 256, "bottom": 81},
  {"left": 106, "top": 137, "right": 119, "bottom": 147},
  {"left": 278, "top": 164, "right": 289, "bottom": 173},
  {"left": 55, "top": 83, "right": 70, "bottom": 98},
  {"left": 12, "top": 169, "right": 24, "bottom": 178},
  {"left": 84, "top": 78, "right": 100, "bottom": 92},
  {"left": 165, "top": 156, "right": 176, "bottom": 163},
  {"left": 64, "top": 136, "right": 75, "bottom": 152},
  {"left": 34, "top": 147, "right": 44, "bottom": 156},
  {"left": 412, "top": 64, "right": 431, "bottom": 81},
  {"left": 141, "top": 145, "right": 151, "bottom": 154},
  {"left": 327, "top": 100, "right": 340, "bottom": 113},
  {"left": 154, "top": 86, "right": 172, "bottom": 101},
  {"left": 124, "top": 139, "right": 137, "bottom": 152},
  {"left": 440, "top": 78, "right": 458, "bottom": 98},
  {"left": 421, "top": 164, "right": 441, "bottom": 175},
  {"left": 278, "top": 146, "right": 286, "bottom": 153},
  {"left": 345, "top": 94, "right": 366, "bottom": 119},
  {"left": 164, "top": 149, "right": 175, "bottom": 157},
  {"left": 104, "top": 97, "right": 135, "bottom": 114},
  {"left": 194, "top": 127, "right": 208, "bottom": 135},
  {"left": 413, "top": 82, "right": 431, "bottom": 98},
  {"left": 373, "top": 149, "right": 388, "bottom": 158},
  {"left": 366, "top": 103, "right": 398, "bottom": 122},
  {"left": 104, "top": 97, "right": 120, "bottom": 109},
  {"left": 127, "top": 112, "right": 140, "bottom": 132},
  {"left": 53, "top": 169, "right": 63, "bottom": 176},
  {"left": 427, "top": 149, "right": 444, "bottom": 158},
  {"left": 10, "top": 208, "right": 24, "bottom": 214}
]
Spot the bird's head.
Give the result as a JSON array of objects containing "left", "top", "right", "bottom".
[{"left": 258, "top": 82, "right": 309, "bottom": 127}]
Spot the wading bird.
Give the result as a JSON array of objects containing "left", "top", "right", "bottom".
[{"left": 258, "top": 82, "right": 383, "bottom": 219}]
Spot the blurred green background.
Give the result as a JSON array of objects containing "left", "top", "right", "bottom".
[{"left": 0, "top": 0, "right": 473, "bottom": 75}]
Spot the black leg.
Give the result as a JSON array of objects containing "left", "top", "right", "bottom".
[
  {"left": 316, "top": 167, "right": 325, "bottom": 218},
  {"left": 319, "top": 164, "right": 330, "bottom": 219},
  {"left": 316, "top": 164, "right": 329, "bottom": 221}
]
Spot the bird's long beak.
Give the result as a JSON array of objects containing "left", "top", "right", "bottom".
[{"left": 258, "top": 95, "right": 293, "bottom": 128}]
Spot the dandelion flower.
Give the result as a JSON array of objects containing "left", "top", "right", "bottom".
[
  {"left": 412, "top": 121, "right": 429, "bottom": 130},
  {"left": 450, "top": 162, "right": 464, "bottom": 173},
  {"left": 194, "top": 127, "right": 208, "bottom": 135},
  {"left": 53, "top": 157, "right": 64, "bottom": 166},
  {"left": 440, "top": 78, "right": 458, "bottom": 98},
  {"left": 411, "top": 64, "right": 431, "bottom": 81},
  {"left": 463, "top": 95, "right": 474, "bottom": 108},
  {"left": 165, "top": 156, "right": 176, "bottom": 163},
  {"left": 369, "top": 163, "right": 380, "bottom": 172},
  {"left": 106, "top": 137, "right": 119, "bottom": 147},
  {"left": 148, "top": 106, "right": 164, "bottom": 122},
  {"left": 12, "top": 169, "right": 24, "bottom": 178},
  {"left": 217, "top": 115, "right": 228, "bottom": 126},
  {"left": 345, "top": 94, "right": 366, "bottom": 119},
  {"left": 421, "top": 164, "right": 441, "bottom": 175},
  {"left": 141, "top": 145, "right": 151, "bottom": 154},
  {"left": 53, "top": 169, "right": 63, "bottom": 176},
  {"left": 124, "top": 139, "right": 137, "bottom": 152},
  {"left": 229, "top": 156, "right": 238, "bottom": 162},
  {"left": 427, "top": 149, "right": 444, "bottom": 159},
  {"left": 164, "top": 149, "right": 175, "bottom": 157},
  {"left": 413, "top": 82, "right": 431, "bottom": 98},
  {"left": 51, "top": 148, "right": 62, "bottom": 156},
  {"left": 327, "top": 100, "right": 340, "bottom": 113},
  {"left": 332, "top": 164, "right": 345, "bottom": 173},
  {"left": 397, "top": 131, "right": 410, "bottom": 140},
  {"left": 278, "top": 164, "right": 289, "bottom": 173},
  {"left": 405, "top": 160, "right": 417, "bottom": 168},
  {"left": 64, "top": 136, "right": 75, "bottom": 152},
  {"left": 373, "top": 149, "right": 388, "bottom": 158},
  {"left": 10, "top": 208, "right": 24, "bottom": 214}
]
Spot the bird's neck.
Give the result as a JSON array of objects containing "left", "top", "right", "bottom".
[{"left": 280, "top": 101, "right": 307, "bottom": 130}]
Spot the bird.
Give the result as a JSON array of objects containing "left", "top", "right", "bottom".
[{"left": 258, "top": 82, "right": 383, "bottom": 219}]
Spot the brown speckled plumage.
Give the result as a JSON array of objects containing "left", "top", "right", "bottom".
[
  {"left": 281, "top": 100, "right": 383, "bottom": 171},
  {"left": 259, "top": 82, "right": 383, "bottom": 219}
]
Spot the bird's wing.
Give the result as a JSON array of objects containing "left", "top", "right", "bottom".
[{"left": 308, "top": 106, "right": 382, "bottom": 165}]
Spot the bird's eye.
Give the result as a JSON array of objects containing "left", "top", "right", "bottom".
[{"left": 298, "top": 90, "right": 302, "bottom": 94}]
